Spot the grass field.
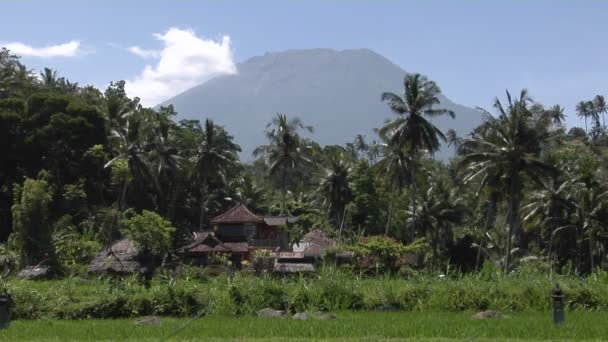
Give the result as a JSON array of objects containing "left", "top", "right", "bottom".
[{"left": 1, "top": 311, "right": 607, "bottom": 341}]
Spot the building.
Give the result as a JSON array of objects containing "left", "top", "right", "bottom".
[{"left": 178, "top": 203, "right": 292, "bottom": 267}]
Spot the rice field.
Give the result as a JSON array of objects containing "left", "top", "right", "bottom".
[{"left": 1, "top": 311, "right": 607, "bottom": 341}]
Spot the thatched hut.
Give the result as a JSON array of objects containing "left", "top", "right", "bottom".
[{"left": 88, "top": 239, "right": 148, "bottom": 275}]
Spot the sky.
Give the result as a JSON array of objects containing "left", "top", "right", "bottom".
[{"left": 1, "top": 0, "right": 607, "bottom": 128}]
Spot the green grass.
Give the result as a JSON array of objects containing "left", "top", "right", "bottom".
[{"left": 1, "top": 312, "right": 607, "bottom": 341}]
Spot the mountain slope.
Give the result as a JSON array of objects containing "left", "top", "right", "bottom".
[{"left": 161, "top": 48, "right": 482, "bottom": 160}]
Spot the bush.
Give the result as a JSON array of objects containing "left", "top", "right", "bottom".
[{"left": 120, "top": 209, "right": 175, "bottom": 256}]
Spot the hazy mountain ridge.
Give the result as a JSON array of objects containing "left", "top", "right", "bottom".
[{"left": 161, "top": 48, "right": 483, "bottom": 160}]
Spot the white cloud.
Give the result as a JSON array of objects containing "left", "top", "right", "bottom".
[
  {"left": 128, "top": 46, "right": 160, "bottom": 59},
  {"left": 125, "top": 27, "right": 237, "bottom": 107},
  {"left": 2, "top": 40, "right": 81, "bottom": 57}
]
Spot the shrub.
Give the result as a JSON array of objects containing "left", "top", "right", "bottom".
[{"left": 120, "top": 209, "right": 175, "bottom": 256}]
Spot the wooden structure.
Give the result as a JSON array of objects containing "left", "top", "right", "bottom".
[{"left": 178, "top": 203, "right": 290, "bottom": 267}]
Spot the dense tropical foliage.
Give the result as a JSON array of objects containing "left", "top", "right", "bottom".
[{"left": 2, "top": 46, "right": 608, "bottom": 277}]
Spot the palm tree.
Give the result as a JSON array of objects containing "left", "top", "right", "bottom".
[
  {"left": 253, "top": 113, "right": 314, "bottom": 214},
  {"left": 546, "top": 105, "right": 566, "bottom": 127},
  {"left": 460, "top": 90, "right": 555, "bottom": 272},
  {"left": 233, "top": 174, "right": 268, "bottom": 214},
  {"left": 104, "top": 112, "right": 155, "bottom": 210},
  {"left": 523, "top": 179, "right": 577, "bottom": 271},
  {"left": 406, "top": 179, "right": 466, "bottom": 270},
  {"left": 318, "top": 152, "right": 352, "bottom": 230},
  {"left": 190, "top": 119, "right": 239, "bottom": 230},
  {"left": 576, "top": 100, "right": 592, "bottom": 134},
  {"left": 147, "top": 117, "right": 182, "bottom": 216},
  {"left": 376, "top": 140, "right": 412, "bottom": 236},
  {"left": 593, "top": 95, "right": 607, "bottom": 131},
  {"left": 573, "top": 182, "right": 608, "bottom": 273},
  {"left": 379, "top": 73, "right": 455, "bottom": 241},
  {"left": 39, "top": 67, "right": 59, "bottom": 89},
  {"left": 353, "top": 134, "right": 369, "bottom": 160}
]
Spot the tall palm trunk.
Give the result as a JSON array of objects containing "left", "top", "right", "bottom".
[
  {"left": 505, "top": 171, "right": 520, "bottom": 273},
  {"left": 280, "top": 166, "right": 287, "bottom": 215},
  {"left": 410, "top": 162, "right": 417, "bottom": 243},
  {"left": 338, "top": 206, "right": 348, "bottom": 243},
  {"left": 475, "top": 195, "right": 497, "bottom": 271},
  {"left": 119, "top": 178, "right": 128, "bottom": 211},
  {"left": 198, "top": 177, "right": 208, "bottom": 230},
  {"left": 432, "top": 225, "right": 440, "bottom": 271},
  {"left": 589, "top": 228, "right": 595, "bottom": 273},
  {"left": 385, "top": 200, "right": 393, "bottom": 236}
]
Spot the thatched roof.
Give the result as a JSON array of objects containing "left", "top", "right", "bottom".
[
  {"left": 293, "top": 229, "right": 336, "bottom": 256},
  {"left": 210, "top": 203, "right": 264, "bottom": 224},
  {"left": 88, "top": 239, "right": 147, "bottom": 275},
  {"left": 301, "top": 229, "right": 335, "bottom": 246},
  {"left": 178, "top": 232, "right": 248, "bottom": 254}
]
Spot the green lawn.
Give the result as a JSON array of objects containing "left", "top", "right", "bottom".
[{"left": 0, "top": 311, "right": 606, "bottom": 341}]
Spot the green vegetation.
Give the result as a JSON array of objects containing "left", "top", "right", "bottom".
[
  {"left": 2, "top": 311, "right": 608, "bottom": 341},
  {"left": 2, "top": 42, "right": 608, "bottom": 341},
  {"left": 2, "top": 267, "right": 608, "bottom": 320}
]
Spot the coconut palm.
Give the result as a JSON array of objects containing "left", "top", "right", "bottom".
[
  {"left": 460, "top": 89, "right": 555, "bottom": 272},
  {"left": 353, "top": 134, "right": 369, "bottom": 160},
  {"left": 190, "top": 119, "right": 240, "bottom": 229},
  {"left": 39, "top": 67, "right": 59, "bottom": 89},
  {"left": 317, "top": 152, "right": 352, "bottom": 230},
  {"left": 379, "top": 73, "right": 455, "bottom": 241},
  {"left": 376, "top": 140, "right": 412, "bottom": 236},
  {"left": 253, "top": 113, "right": 314, "bottom": 214},
  {"left": 572, "top": 182, "right": 608, "bottom": 273},
  {"left": 576, "top": 100, "right": 592, "bottom": 134},
  {"left": 593, "top": 95, "right": 607, "bottom": 131},
  {"left": 546, "top": 105, "right": 566, "bottom": 127},
  {"left": 406, "top": 178, "right": 466, "bottom": 269},
  {"left": 104, "top": 112, "right": 156, "bottom": 210},
  {"left": 523, "top": 179, "right": 577, "bottom": 254}
]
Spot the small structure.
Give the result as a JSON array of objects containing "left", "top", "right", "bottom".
[
  {"left": 178, "top": 231, "right": 248, "bottom": 267},
  {"left": 178, "top": 203, "right": 293, "bottom": 267},
  {"left": 292, "top": 229, "right": 336, "bottom": 260},
  {"left": 270, "top": 230, "right": 337, "bottom": 273},
  {"left": 88, "top": 239, "right": 147, "bottom": 275}
]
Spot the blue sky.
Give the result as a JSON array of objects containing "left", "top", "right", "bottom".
[{"left": 1, "top": 0, "right": 607, "bottom": 128}]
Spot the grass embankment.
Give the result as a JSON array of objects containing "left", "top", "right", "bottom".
[
  {"left": 6, "top": 267, "right": 608, "bottom": 320},
  {"left": 1, "top": 312, "right": 607, "bottom": 341}
]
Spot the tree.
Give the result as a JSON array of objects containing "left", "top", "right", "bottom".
[
  {"left": 120, "top": 209, "right": 175, "bottom": 256},
  {"left": 522, "top": 179, "right": 577, "bottom": 258},
  {"left": 546, "top": 105, "right": 566, "bottom": 127},
  {"left": 40, "top": 68, "right": 59, "bottom": 90},
  {"left": 318, "top": 152, "right": 352, "bottom": 230},
  {"left": 379, "top": 74, "right": 454, "bottom": 241},
  {"left": 104, "top": 111, "right": 155, "bottom": 210},
  {"left": 190, "top": 119, "right": 240, "bottom": 229},
  {"left": 406, "top": 178, "right": 466, "bottom": 269},
  {"left": 353, "top": 134, "right": 369, "bottom": 160},
  {"left": 253, "top": 113, "right": 314, "bottom": 214},
  {"left": 576, "top": 100, "right": 592, "bottom": 134},
  {"left": 593, "top": 95, "right": 607, "bottom": 130},
  {"left": 460, "top": 90, "right": 555, "bottom": 272},
  {"left": 11, "top": 177, "right": 55, "bottom": 268},
  {"left": 376, "top": 141, "right": 412, "bottom": 236},
  {"left": 0, "top": 48, "right": 37, "bottom": 99}
]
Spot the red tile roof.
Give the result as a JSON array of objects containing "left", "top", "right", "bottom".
[{"left": 210, "top": 203, "right": 264, "bottom": 224}]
